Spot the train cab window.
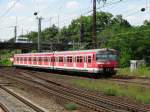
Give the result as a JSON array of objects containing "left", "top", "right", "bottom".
[
  {"left": 88, "top": 56, "right": 91, "bottom": 63},
  {"left": 96, "top": 51, "right": 118, "bottom": 61}
]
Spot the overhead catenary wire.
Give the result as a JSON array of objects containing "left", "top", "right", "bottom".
[
  {"left": 0, "top": 0, "right": 21, "bottom": 21},
  {"left": 0, "top": 0, "right": 148, "bottom": 40},
  {"left": 43, "top": 0, "right": 125, "bottom": 28}
]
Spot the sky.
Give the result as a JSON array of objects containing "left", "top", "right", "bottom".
[{"left": 0, "top": 0, "right": 150, "bottom": 41}]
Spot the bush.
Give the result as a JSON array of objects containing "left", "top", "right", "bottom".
[
  {"left": 0, "top": 59, "right": 12, "bottom": 66},
  {"left": 64, "top": 102, "right": 79, "bottom": 111},
  {"left": 104, "top": 88, "right": 118, "bottom": 96},
  {"left": 118, "top": 67, "right": 150, "bottom": 77}
]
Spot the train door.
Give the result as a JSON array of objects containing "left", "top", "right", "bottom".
[
  {"left": 76, "top": 56, "right": 84, "bottom": 69},
  {"left": 29, "top": 57, "right": 32, "bottom": 65},
  {"left": 39, "top": 57, "right": 42, "bottom": 65},
  {"left": 45, "top": 57, "right": 49, "bottom": 66},
  {"left": 51, "top": 56, "right": 55, "bottom": 69},
  {"left": 33, "top": 57, "right": 36, "bottom": 65},
  {"left": 87, "top": 55, "right": 93, "bottom": 68},
  {"left": 66, "top": 56, "right": 73, "bottom": 68},
  {"left": 21, "top": 57, "right": 23, "bottom": 65},
  {"left": 58, "top": 56, "right": 64, "bottom": 67}
]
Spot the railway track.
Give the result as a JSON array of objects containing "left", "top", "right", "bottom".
[
  {"left": 26, "top": 68, "right": 150, "bottom": 88},
  {"left": 0, "top": 69, "right": 114, "bottom": 112},
  {"left": 0, "top": 85, "right": 47, "bottom": 112},
  {"left": 0, "top": 103, "right": 9, "bottom": 112},
  {"left": 1, "top": 68, "right": 150, "bottom": 112},
  {"left": 21, "top": 70, "right": 150, "bottom": 111}
]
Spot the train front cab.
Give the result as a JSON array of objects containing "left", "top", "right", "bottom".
[{"left": 95, "top": 49, "right": 118, "bottom": 76}]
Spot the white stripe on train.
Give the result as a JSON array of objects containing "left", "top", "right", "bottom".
[{"left": 14, "top": 63, "right": 102, "bottom": 73}]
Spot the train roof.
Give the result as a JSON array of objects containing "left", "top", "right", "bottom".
[{"left": 15, "top": 48, "right": 117, "bottom": 56}]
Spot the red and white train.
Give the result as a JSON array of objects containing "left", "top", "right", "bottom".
[{"left": 12, "top": 48, "right": 118, "bottom": 76}]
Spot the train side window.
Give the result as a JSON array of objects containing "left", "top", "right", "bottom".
[
  {"left": 76, "top": 56, "right": 82, "bottom": 63},
  {"left": 88, "top": 56, "right": 91, "bottom": 63},
  {"left": 80, "top": 56, "right": 82, "bottom": 63},
  {"left": 77, "top": 56, "right": 79, "bottom": 63},
  {"left": 70, "top": 57, "right": 72, "bottom": 62},
  {"left": 44, "top": 57, "right": 47, "bottom": 62},
  {"left": 33, "top": 57, "right": 36, "bottom": 62},
  {"left": 51, "top": 57, "right": 53, "bottom": 62},
  {"left": 24, "top": 57, "right": 27, "bottom": 61},
  {"left": 51, "top": 57, "right": 55, "bottom": 62},
  {"left": 29, "top": 57, "right": 32, "bottom": 61},
  {"left": 36, "top": 57, "right": 38, "bottom": 62},
  {"left": 59, "top": 57, "right": 63, "bottom": 62},
  {"left": 67, "top": 57, "right": 69, "bottom": 62},
  {"left": 67, "top": 57, "right": 72, "bottom": 63},
  {"left": 39, "top": 57, "right": 42, "bottom": 62}
]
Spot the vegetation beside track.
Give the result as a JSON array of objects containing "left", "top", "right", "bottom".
[
  {"left": 118, "top": 67, "right": 150, "bottom": 77},
  {"left": 69, "top": 79, "right": 150, "bottom": 104},
  {"left": 64, "top": 102, "right": 79, "bottom": 111}
]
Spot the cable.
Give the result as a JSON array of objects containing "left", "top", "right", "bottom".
[
  {"left": 0, "top": 0, "right": 20, "bottom": 21},
  {"left": 42, "top": 0, "right": 125, "bottom": 28},
  {"left": 84, "top": 0, "right": 124, "bottom": 15}
]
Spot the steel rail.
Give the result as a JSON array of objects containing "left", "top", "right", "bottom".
[
  {"left": 0, "top": 70, "right": 115, "bottom": 112},
  {"left": 0, "top": 103, "right": 10, "bottom": 112},
  {"left": 20, "top": 69, "right": 150, "bottom": 112},
  {"left": 0, "top": 86, "right": 47, "bottom": 112},
  {"left": 1, "top": 68, "right": 150, "bottom": 112}
]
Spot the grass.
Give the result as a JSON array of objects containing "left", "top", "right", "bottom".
[
  {"left": 69, "top": 79, "right": 150, "bottom": 104},
  {"left": 64, "top": 102, "right": 79, "bottom": 111},
  {"left": 118, "top": 67, "right": 150, "bottom": 77},
  {"left": 0, "top": 59, "right": 12, "bottom": 66}
]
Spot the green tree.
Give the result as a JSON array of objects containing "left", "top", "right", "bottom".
[{"left": 119, "top": 48, "right": 131, "bottom": 67}]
